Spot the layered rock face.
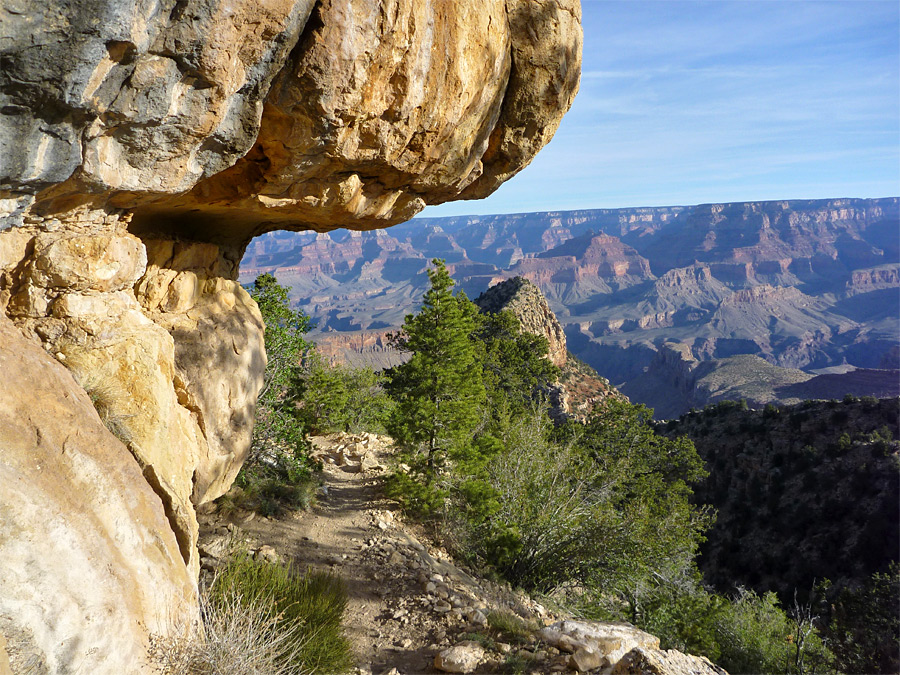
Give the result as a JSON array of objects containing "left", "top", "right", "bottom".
[
  {"left": 474, "top": 276, "right": 568, "bottom": 367},
  {"left": 474, "top": 276, "right": 619, "bottom": 419},
  {"left": 0, "top": 1, "right": 581, "bottom": 671}
]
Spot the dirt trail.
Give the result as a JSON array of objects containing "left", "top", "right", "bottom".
[
  {"left": 199, "top": 434, "right": 726, "bottom": 675},
  {"left": 199, "top": 434, "right": 522, "bottom": 675}
]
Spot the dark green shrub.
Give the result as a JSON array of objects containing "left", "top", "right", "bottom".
[{"left": 294, "top": 352, "right": 395, "bottom": 434}]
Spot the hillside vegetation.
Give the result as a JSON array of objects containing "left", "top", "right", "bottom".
[
  {"left": 661, "top": 397, "right": 900, "bottom": 674},
  {"left": 229, "top": 266, "right": 900, "bottom": 675}
]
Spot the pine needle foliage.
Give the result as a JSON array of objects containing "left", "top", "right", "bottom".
[{"left": 387, "top": 259, "right": 485, "bottom": 482}]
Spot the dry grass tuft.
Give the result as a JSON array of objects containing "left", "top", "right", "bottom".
[
  {"left": 150, "top": 554, "right": 353, "bottom": 675},
  {"left": 150, "top": 590, "right": 308, "bottom": 675}
]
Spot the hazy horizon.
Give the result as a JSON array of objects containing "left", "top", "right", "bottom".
[{"left": 422, "top": 0, "right": 900, "bottom": 219}]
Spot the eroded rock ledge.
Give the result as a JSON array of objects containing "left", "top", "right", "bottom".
[{"left": 0, "top": 0, "right": 581, "bottom": 671}]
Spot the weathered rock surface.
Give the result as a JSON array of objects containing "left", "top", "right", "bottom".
[
  {"left": 0, "top": 1, "right": 582, "bottom": 671},
  {"left": 2, "top": 0, "right": 581, "bottom": 242},
  {"left": 0, "top": 315, "right": 196, "bottom": 675},
  {"left": 434, "top": 641, "right": 486, "bottom": 673},
  {"left": 612, "top": 647, "right": 728, "bottom": 675},
  {"left": 538, "top": 620, "right": 660, "bottom": 667},
  {"left": 475, "top": 276, "right": 568, "bottom": 367}
]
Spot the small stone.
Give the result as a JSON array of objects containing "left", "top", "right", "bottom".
[
  {"left": 469, "top": 610, "right": 487, "bottom": 627},
  {"left": 569, "top": 647, "right": 607, "bottom": 672},
  {"left": 425, "top": 581, "right": 437, "bottom": 594},
  {"left": 434, "top": 641, "right": 485, "bottom": 673},
  {"left": 254, "top": 545, "right": 278, "bottom": 562},
  {"left": 496, "top": 642, "right": 512, "bottom": 654},
  {"left": 435, "top": 601, "right": 452, "bottom": 613}
]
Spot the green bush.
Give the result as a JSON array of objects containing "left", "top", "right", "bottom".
[
  {"left": 486, "top": 610, "right": 537, "bottom": 643},
  {"left": 451, "top": 400, "right": 711, "bottom": 604},
  {"left": 237, "top": 273, "right": 319, "bottom": 515},
  {"left": 210, "top": 554, "right": 354, "bottom": 674},
  {"left": 226, "top": 471, "right": 318, "bottom": 518},
  {"left": 151, "top": 589, "right": 309, "bottom": 674},
  {"left": 294, "top": 351, "right": 394, "bottom": 434},
  {"left": 827, "top": 563, "right": 900, "bottom": 674}
]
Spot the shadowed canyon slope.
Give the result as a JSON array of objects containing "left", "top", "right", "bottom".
[
  {"left": 241, "top": 197, "right": 900, "bottom": 416},
  {"left": 0, "top": 1, "right": 582, "bottom": 671}
]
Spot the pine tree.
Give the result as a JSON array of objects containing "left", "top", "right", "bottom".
[
  {"left": 387, "top": 259, "right": 485, "bottom": 480},
  {"left": 247, "top": 273, "right": 312, "bottom": 470}
]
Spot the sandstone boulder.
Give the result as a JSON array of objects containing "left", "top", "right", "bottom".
[
  {"left": 570, "top": 646, "right": 608, "bottom": 672},
  {"left": 0, "top": 316, "right": 196, "bottom": 674},
  {"left": 538, "top": 621, "right": 660, "bottom": 666},
  {"left": 2, "top": 0, "right": 581, "bottom": 243},
  {"left": 0, "top": 2, "right": 583, "bottom": 672},
  {"left": 434, "top": 641, "right": 486, "bottom": 673},
  {"left": 612, "top": 647, "right": 729, "bottom": 675}
]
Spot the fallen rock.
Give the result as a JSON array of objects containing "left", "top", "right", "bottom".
[
  {"left": 434, "top": 641, "right": 486, "bottom": 673},
  {"left": 540, "top": 621, "right": 660, "bottom": 666},
  {"left": 612, "top": 647, "right": 729, "bottom": 675},
  {"left": 569, "top": 647, "right": 607, "bottom": 672}
]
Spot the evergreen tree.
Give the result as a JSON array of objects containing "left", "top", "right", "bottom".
[
  {"left": 387, "top": 259, "right": 484, "bottom": 480},
  {"left": 247, "top": 273, "right": 312, "bottom": 472},
  {"left": 475, "top": 309, "right": 559, "bottom": 417}
]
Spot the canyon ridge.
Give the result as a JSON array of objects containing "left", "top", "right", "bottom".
[{"left": 241, "top": 197, "right": 900, "bottom": 417}]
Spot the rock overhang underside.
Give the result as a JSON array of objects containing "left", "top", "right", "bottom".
[
  {"left": 3, "top": 0, "right": 582, "bottom": 247},
  {"left": 0, "top": 1, "right": 581, "bottom": 672}
]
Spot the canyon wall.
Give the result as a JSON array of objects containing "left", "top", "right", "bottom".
[
  {"left": 240, "top": 197, "right": 899, "bottom": 417},
  {"left": 0, "top": 1, "right": 582, "bottom": 671}
]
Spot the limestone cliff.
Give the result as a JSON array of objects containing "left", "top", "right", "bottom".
[
  {"left": 0, "top": 1, "right": 582, "bottom": 671},
  {"left": 474, "top": 276, "right": 618, "bottom": 419},
  {"left": 475, "top": 276, "right": 568, "bottom": 368}
]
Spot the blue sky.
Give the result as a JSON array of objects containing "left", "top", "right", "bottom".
[{"left": 421, "top": 0, "right": 900, "bottom": 217}]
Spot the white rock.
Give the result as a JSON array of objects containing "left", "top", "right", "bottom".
[
  {"left": 434, "top": 642, "right": 485, "bottom": 673},
  {"left": 542, "top": 621, "right": 659, "bottom": 666},
  {"left": 254, "top": 545, "right": 278, "bottom": 563},
  {"left": 569, "top": 647, "right": 607, "bottom": 672}
]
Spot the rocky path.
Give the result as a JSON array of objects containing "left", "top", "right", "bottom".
[
  {"left": 199, "top": 433, "right": 533, "bottom": 674},
  {"left": 197, "top": 433, "right": 726, "bottom": 675}
]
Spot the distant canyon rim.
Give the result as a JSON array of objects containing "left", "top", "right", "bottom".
[{"left": 240, "top": 197, "right": 900, "bottom": 417}]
